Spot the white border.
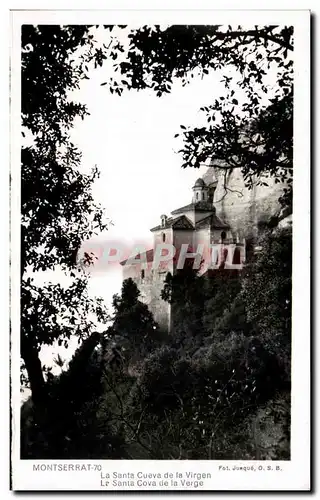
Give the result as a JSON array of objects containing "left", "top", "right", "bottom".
[{"left": 9, "top": 9, "right": 310, "bottom": 492}]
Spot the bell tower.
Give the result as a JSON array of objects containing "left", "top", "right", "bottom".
[{"left": 192, "top": 178, "right": 209, "bottom": 203}]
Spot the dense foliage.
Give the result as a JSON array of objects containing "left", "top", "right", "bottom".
[
  {"left": 110, "top": 278, "right": 161, "bottom": 358},
  {"left": 22, "top": 228, "right": 291, "bottom": 459}
]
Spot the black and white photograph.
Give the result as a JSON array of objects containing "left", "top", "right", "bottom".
[{"left": 10, "top": 8, "right": 310, "bottom": 491}]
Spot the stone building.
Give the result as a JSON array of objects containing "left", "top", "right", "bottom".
[
  {"left": 120, "top": 161, "right": 292, "bottom": 331},
  {"left": 120, "top": 173, "right": 238, "bottom": 331}
]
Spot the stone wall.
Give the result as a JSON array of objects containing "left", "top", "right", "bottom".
[
  {"left": 153, "top": 227, "right": 173, "bottom": 247},
  {"left": 139, "top": 269, "right": 171, "bottom": 332},
  {"left": 123, "top": 263, "right": 171, "bottom": 332}
]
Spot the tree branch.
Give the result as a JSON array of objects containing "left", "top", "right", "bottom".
[{"left": 213, "top": 29, "right": 293, "bottom": 52}]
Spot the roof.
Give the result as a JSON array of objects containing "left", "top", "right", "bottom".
[
  {"left": 120, "top": 248, "right": 154, "bottom": 266},
  {"left": 193, "top": 177, "right": 206, "bottom": 188},
  {"left": 195, "top": 213, "right": 230, "bottom": 229},
  {"left": 171, "top": 201, "right": 215, "bottom": 215},
  {"left": 150, "top": 215, "right": 194, "bottom": 232}
]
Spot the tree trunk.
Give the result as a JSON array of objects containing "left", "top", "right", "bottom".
[{"left": 21, "top": 336, "right": 46, "bottom": 405}]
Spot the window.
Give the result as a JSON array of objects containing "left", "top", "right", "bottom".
[
  {"left": 196, "top": 192, "right": 199, "bottom": 200},
  {"left": 202, "top": 192, "right": 205, "bottom": 200},
  {"left": 221, "top": 231, "right": 226, "bottom": 241},
  {"left": 208, "top": 186, "right": 216, "bottom": 203},
  {"left": 141, "top": 270, "right": 145, "bottom": 280},
  {"left": 162, "top": 232, "right": 166, "bottom": 242},
  {"left": 232, "top": 247, "right": 241, "bottom": 265},
  {"left": 222, "top": 248, "right": 228, "bottom": 263}
]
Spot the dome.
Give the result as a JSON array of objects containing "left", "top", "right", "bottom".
[{"left": 193, "top": 178, "right": 206, "bottom": 188}]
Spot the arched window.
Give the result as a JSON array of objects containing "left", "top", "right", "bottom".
[
  {"left": 141, "top": 270, "right": 145, "bottom": 280},
  {"left": 162, "top": 232, "right": 166, "bottom": 242},
  {"left": 221, "top": 231, "right": 226, "bottom": 241},
  {"left": 218, "top": 247, "right": 228, "bottom": 269},
  {"left": 202, "top": 192, "right": 205, "bottom": 200},
  {"left": 196, "top": 192, "right": 199, "bottom": 200},
  {"left": 232, "top": 247, "right": 241, "bottom": 265}
]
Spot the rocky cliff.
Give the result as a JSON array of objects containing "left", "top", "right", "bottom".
[{"left": 203, "top": 163, "right": 291, "bottom": 241}]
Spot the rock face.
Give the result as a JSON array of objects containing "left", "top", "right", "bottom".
[{"left": 204, "top": 163, "right": 290, "bottom": 242}]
